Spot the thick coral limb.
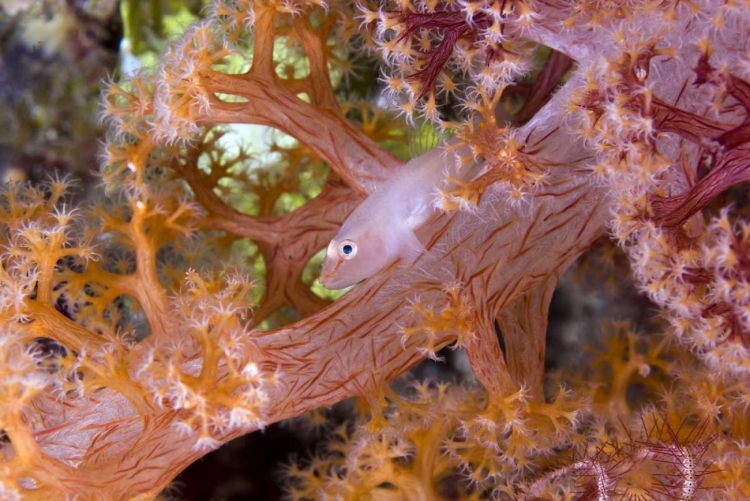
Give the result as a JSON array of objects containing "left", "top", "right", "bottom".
[
  {"left": 199, "top": 71, "right": 399, "bottom": 193},
  {"left": 652, "top": 144, "right": 750, "bottom": 229},
  {"left": 463, "top": 315, "right": 518, "bottom": 403},
  {"left": 650, "top": 84, "right": 750, "bottom": 229},
  {"left": 287, "top": 14, "right": 339, "bottom": 110},
  {"left": 496, "top": 276, "right": 559, "bottom": 399},
  {"left": 27, "top": 302, "right": 105, "bottom": 352}
]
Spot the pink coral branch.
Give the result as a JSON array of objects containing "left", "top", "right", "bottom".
[
  {"left": 496, "top": 276, "right": 559, "bottom": 398},
  {"left": 33, "top": 132, "right": 608, "bottom": 497},
  {"left": 652, "top": 144, "right": 750, "bottom": 229},
  {"left": 199, "top": 71, "right": 398, "bottom": 193}
]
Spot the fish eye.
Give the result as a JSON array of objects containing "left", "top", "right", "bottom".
[{"left": 338, "top": 240, "right": 357, "bottom": 259}]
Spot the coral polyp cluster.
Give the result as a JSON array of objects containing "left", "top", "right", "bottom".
[{"left": 0, "top": 0, "right": 748, "bottom": 499}]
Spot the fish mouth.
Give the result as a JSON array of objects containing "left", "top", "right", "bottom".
[
  {"left": 318, "top": 272, "right": 333, "bottom": 288},
  {"left": 319, "top": 263, "right": 340, "bottom": 289},
  {"left": 320, "top": 253, "right": 346, "bottom": 289},
  {"left": 319, "top": 271, "right": 346, "bottom": 290}
]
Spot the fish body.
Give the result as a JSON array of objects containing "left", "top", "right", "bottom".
[{"left": 320, "top": 147, "right": 446, "bottom": 289}]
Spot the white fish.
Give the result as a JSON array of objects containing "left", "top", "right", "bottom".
[{"left": 319, "top": 146, "right": 448, "bottom": 289}]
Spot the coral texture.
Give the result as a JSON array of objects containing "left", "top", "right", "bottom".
[{"left": 0, "top": 0, "right": 749, "bottom": 499}]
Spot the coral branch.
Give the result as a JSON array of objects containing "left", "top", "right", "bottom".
[
  {"left": 31, "top": 133, "right": 607, "bottom": 497},
  {"left": 652, "top": 145, "right": 750, "bottom": 229},
  {"left": 496, "top": 276, "right": 559, "bottom": 398},
  {"left": 12, "top": 0, "right": 750, "bottom": 498},
  {"left": 200, "top": 72, "right": 398, "bottom": 193}
]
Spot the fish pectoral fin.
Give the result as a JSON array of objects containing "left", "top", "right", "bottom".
[{"left": 395, "top": 226, "right": 427, "bottom": 265}]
